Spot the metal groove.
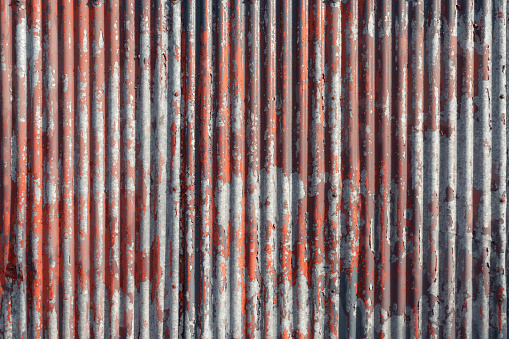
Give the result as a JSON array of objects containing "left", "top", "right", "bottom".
[{"left": 0, "top": 0, "right": 507, "bottom": 338}]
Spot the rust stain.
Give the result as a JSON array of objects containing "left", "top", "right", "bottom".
[{"left": 0, "top": 0, "right": 508, "bottom": 338}]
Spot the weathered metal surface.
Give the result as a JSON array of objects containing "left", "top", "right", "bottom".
[{"left": 0, "top": 0, "right": 507, "bottom": 338}]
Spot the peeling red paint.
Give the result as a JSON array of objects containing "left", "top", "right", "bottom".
[{"left": 1, "top": 0, "right": 508, "bottom": 338}]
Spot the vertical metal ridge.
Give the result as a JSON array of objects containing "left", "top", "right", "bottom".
[
  {"left": 13, "top": 3, "right": 27, "bottom": 338},
  {"left": 0, "top": 2, "right": 13, "bottom": 337},
  {"left": 375, "top": 0, "right": 392, "bottom": 336},
  {"left": 260, "top": 0, "right": 277, "bottom": 336},
  {"left": 276, "top": 1, "right": 293, "bottom": 337},
  {"left": 473, "top": 0, "right": 492, "bottom": 336},
  {"left": 182, "top": 1, "right": 197, "bottom": 337},
  {"left": 151, "top": 0, "right": 168, "bottom": 337},
  {"left": 295, "top": 0, "right": 310, "bottom": 335},
  {"left": 245, "top": 1, "right": 261, "bottom": 337},
  {"left": 61, "top": 0, "right": 75, "bottom": 336},
  {"left": 1, "top": 1, "right": 509, "bottom": 338},
  {"left": 409, "top": 0, "right": 425, "bottom": 337},
  {"left": 490, "top": 0, "right": 507, "bottom": 335},
  {"left": 120, "top": 0, "right": 136, "bottom": 337},
  {"left": 76, "top": 1, "right": 91, "bottom": 337},
  {"left": 215, "top": 1, "right": 231, "bottom": 337},
  {"left": 324, "top": 2, "right": 341, "bottom": 338},
  {"left": 357, "top": 1, "right": 375, "bottom": 336},
  {"left": 458, "top": 1, "right": 475, "bottom": 336},
  {"left": 506, "top": 2, "right": 509, "bottom": 335},
  {"left": 44, "top": 0, "right": 59, "bottom": 335},
  {"left": 27, "top": 0, "right": 43, "bottom": 336},
  {"left": 229, "top": 1, "right": 245, "bottom": 337},
  {"left": 165, "top": 1, "right": 181, "bottom": 337},
  {"left": 90, "top": 1, "right": 106, "bottom": 336},
  {"left": 309, "top": 0, "right": 325, "bottom": 336},
  {"left": 422, "top": 0, "right": 441, "bottom": 336},
  {"left": 341, "top": 0, "right": 361, "bottom": 336},
  {"left": 197, "top": 1, "right": 213, "bottom": 336},
  {"left": 393, "top": 0, "right": 409, "bottom": 336},
  {"left": 439, "top": 1, "right": 457, "bottom": 337},
  {"left": 106, "top": 0, "right": 120, "bottom": 336},
  {"left": 136, "top": 0, "right": 151, "bottom": 336}
]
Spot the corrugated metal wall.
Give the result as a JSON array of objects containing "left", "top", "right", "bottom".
[{"left": 0, "top": 0, "right": 507, "bottom": 337}]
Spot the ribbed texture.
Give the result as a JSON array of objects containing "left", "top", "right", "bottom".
[{"left": 0, "top": 0, "right": 507, "bottom": 338}]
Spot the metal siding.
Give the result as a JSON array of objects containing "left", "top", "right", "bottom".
[{"left": 0, "top": 0, "right": 507, "bottom": 338}]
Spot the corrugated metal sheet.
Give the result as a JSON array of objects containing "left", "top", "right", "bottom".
[{"left": 0, "top": 0, "right": 507, "bottom": 337}]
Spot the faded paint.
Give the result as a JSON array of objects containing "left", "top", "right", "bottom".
[{"left": 0, "top": 0, "right": 508, "bottom": 338}]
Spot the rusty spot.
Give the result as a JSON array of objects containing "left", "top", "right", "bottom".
[
  {"left": 1, "top": 1, "right": 507, "bottom": 338},
  {"left": 440, "top": 120, "right": 454, "bottom": 138},
  {"left": 445, "top": 186, "right": 455, "bottom": 202},
  {"left": 5, "top": 265, "right": 22, "bottom": 281}
]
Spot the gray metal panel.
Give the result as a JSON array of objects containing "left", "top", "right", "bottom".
[{"left": 0, "top": 0, "right": 507, "bottom": 337}]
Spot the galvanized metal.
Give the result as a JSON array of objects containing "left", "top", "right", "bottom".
[{"left": 0, "top": 0, "right": 507, "bottom": 338}]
